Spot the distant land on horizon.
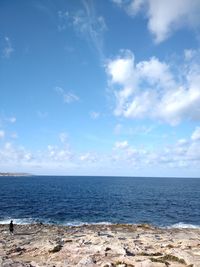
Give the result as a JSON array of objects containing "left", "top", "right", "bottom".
[
  {"left": 0, "top": 172, "right": 33, "bottom": 177},
  {"left": 0, "top": 173, "right": 199, "bottom": 179}
]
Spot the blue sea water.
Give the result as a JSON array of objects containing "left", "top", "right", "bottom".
[{"left": 0, "top": 176, "right": 199, "bottom": 228}]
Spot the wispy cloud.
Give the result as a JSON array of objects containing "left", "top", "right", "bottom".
[
  {"left": 58, "top": 0, "right": 107, "bottom": 58},
  {"left": 59, "top": 132, "right": 68, "bottom": 144},
  {"left": 2, "top": 37, "right": 14, "bottom": 58},
  {"left": 114, "top": 123, "right": 154, "bottom": 136},
  {"left": 0, "top": 114, "right": 17, "bottom": 127},
  {"left": 114, "top": 123, "right": 123, "bottom": 135},
  {"left": 0, "top": 130, "right": 5, "bottom": 139},
  {"left": 115, "top": 140, "right": 129, "bottom": 149},
  {"left": 191, "top": 127, "right": 200, "bottom": 141},
  {"left": 10, "top": 132, "right": 18, "bottom": 139},
  {"left": 7, "top": 117, "right": 16, "bottom": 123},
  {"left": 55, "top": 87, "right": 79, "bottom": 104},
  {"left": 80, "top": 152, "right": 97, "bottom": 163},
  {"left": 37, "top": 111, "right": 48, "bottom": 119},
  {"left": 90, "top": 111, "right": 100, "bottom": 119}
]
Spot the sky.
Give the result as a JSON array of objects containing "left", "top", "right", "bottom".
[{"left": 0, "top": 0, "right": 200, "bottom": 177}]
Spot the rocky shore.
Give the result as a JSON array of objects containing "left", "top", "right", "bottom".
[{"left": 0, "top": 223, "right": 200, "bottom": 267}]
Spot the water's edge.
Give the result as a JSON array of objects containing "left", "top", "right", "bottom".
[{"left": 0, "top": 218, "right": 199, "bottom": 229}]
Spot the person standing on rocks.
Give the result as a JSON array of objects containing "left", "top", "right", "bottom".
[{"left": 9, "top": 220, "right": 14, "bottom": 235}]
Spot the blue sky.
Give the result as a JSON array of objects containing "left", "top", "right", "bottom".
[{"left": 0, "top": 0, "right": 200, "bottom": 177}]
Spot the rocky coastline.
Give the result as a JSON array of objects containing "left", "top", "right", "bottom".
[{"left": 0, "top": 223, "right": 200, "bottom": 267}]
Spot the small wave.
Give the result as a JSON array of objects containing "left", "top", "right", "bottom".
[
  {"left": 62, "top": 221, "right": 113, "bottom": 227},
  {"left": 167, "top": 222, "right": 200, "bottom": 229},
  {"left": 1, "top": 218, "right": 199, "bottom": 229},
  {"left": 0, "top": 218, "right": 35, "bottom": 225},
  {"left": 0, "top": 218, "right": 113, "bottom": 226}
]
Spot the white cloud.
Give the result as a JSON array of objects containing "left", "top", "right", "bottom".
[
  {"left": 107, "top": 50, "right": 136, "bottom": 86},
  {"left": 191, "top": 127, "right": 200, "bottom": 141},
  {"left": 170, "top": 136, "right": 200, "bottom": 165},
  {"left": 112, "top": 0, "right": 200, "bottom": 43},
  {"left": 90, "top": 111, "right": 100, "bottom": 119},
  {"left": 147, "top": 0, "right": 200, "bottom": 43},
  {"left": 184, "top": 49, "right": 196, "bottom": 61},
  {"left": 47, "top": 145, "right": 72, "bottom": 161},
  {"left": 2, "top": 37, "right": 14, "bottom": 58},
  {"left": 0, "top": 130, "right": 5, "bottom": 139},
  {"left": 137, "top": 57, "right": 175, "bottom": 88},
  {"left": 177, "top": 139, "right": 188, "bottom": 146},
  {"left": 105, "top": 49, "right": 200, "bottom": 125},
  {"left": 114, "top": 140, "right": 148, "bottom": 165},
  {"left": 186, "top": 141, "right": 200, "bottom": 161},
  {"left": 0, "top": 142, "right": 75, "bottom": 174},
  {"left": 115, "top": 140, "right": 129, "bottom": 149},
  {"left": 0, "top": 131, "right": 199, "bottom": 176},
  {"left": 128, "top": 0, "right": 145, "bottom": 15},
  {"left": 113, "top": 132, "right": 200, "bottom": 171},
  {"left": 80, "top": 152, "right": 97, "bottom": 163},
  {"left": 55, "top": 87, "right": 79, "bottom": 103},
  {"left": 0, "top": 142, "right": 33, "bottom": 163}
]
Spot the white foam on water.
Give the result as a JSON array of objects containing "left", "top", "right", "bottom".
[
  {"left": 62, "top": 221, "right": 113, "bottom": 226},
  {"left": 0, "top": 218, "right": 113, "bottom": 226},
  {"left": 0, "top": 219, "right": 11, "bottom": 224},
  {"left": 0, "top": 218, "right": 35, "bottom": 225},
  {"left": 93, "top": 221, "right": 112, "bottom": 225},
  {"left": 167, "top": 222, "right": 200, "bottom": 229},
  {"left": 1, "top": 218, "right": 199, "bottom": 229},
  {"left": 62, "top": 221, "right": 87, "bottom": 227}
]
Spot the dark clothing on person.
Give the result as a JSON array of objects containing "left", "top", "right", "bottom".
[{"left": 9, "top": 221, "right": 14, "bottom": 233}]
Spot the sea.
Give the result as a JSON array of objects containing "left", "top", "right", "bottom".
[{"left": 0, "top": 176, "right": 199, "bottom": 228}]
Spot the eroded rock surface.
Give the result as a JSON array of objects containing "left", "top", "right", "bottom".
[{"left": 0, "top": 224, "right": 199, "bottom": 267}]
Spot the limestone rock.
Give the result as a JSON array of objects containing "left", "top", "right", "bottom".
[{"left": 0, "top": 223, "right": 199, "bottom": 267}]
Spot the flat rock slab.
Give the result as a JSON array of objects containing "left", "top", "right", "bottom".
[{"left": 0, "top": 224, "right": 200, "bottom": 266}]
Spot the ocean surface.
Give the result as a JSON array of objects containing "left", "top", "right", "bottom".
[{"left": 0, "top": 176, "right": 199, "bottom": 228}]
